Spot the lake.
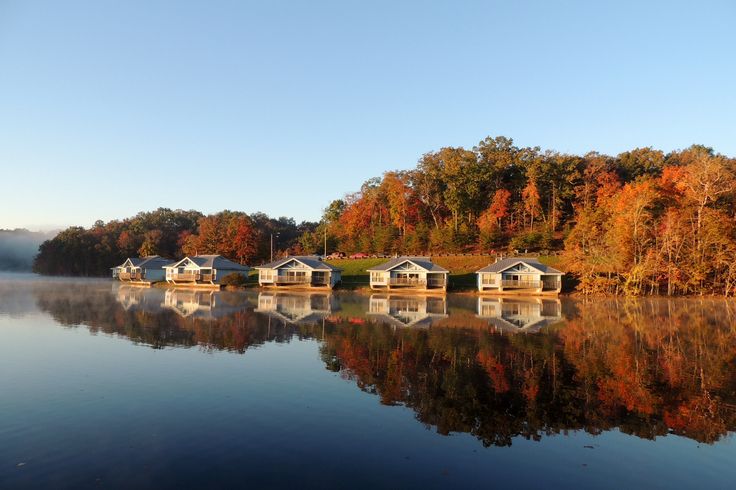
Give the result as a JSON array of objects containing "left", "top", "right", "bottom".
[{"left": 1, "top": 274, "right": 735, "bottom": 489}]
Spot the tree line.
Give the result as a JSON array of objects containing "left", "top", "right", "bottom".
[
  {"left": 32, "top": 135, "right": 736, "bottom": 295},
  {"left": 304, "top": 136, "right": 735, "bottom": 295},
  {"left": 32, "top": 208, "right": 318, "bottom": 276}
]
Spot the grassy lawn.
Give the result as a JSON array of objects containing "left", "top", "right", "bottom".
[
  {"left": 326, "top": 258, "right": 386, "bottom": 286},
  {"left": 326, "top": 254, "right": 562, "bottom": 291}
]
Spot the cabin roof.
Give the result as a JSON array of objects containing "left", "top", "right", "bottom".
[
  {"left": 137, "top": 256, "right": 173, "bottom": 269},
  {"left": 476, "top": 257, "right": 563, "bottom": 274},
  {"left": 114, "top": 255, "right": 170, "bottom": 269},
  {"left": 164, "top": 255, "right": 251, "bottom": 271},
  {"left": 254, "top": 255, "right": 341, "bottom": 272},
  {"left": 366, "top": 256, "right": 449, "bottom": 273}
]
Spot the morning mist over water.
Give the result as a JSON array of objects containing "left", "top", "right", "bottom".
[{"left": 0, "top": 230, "right": 55, "bottom": 272}]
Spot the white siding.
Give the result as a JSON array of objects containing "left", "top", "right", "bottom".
[{"left": 330, "top": 270, "right": 341, "bottom": 287}]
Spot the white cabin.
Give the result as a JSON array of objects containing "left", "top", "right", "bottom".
[
  {"left": 367, "top": 256, "right": 449, "bottom": 291},
  {"left": 476, "top": 258, "right": 563, "bottom": 295},
  {"left": 163, "top": 255, "right": 250, "bottom": 287},
  {"left": 255, "top": 256, "right": 342, "bottom": 289},
  {"left": 111, "top": 256, "right": 169, "bottom": 284}
]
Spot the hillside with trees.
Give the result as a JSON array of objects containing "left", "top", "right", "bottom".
[
  {"left": 306, "top": 136, "right": 735, "bottom": 295},
  {"left": 31, "top": 136, "right": 736, "bottom": 295},
  {"left": 32, "top": 208, "right": 318, "bottom": 276}
]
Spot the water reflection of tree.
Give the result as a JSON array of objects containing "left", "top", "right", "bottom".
[
  {"left": 33, "top": 286, "right": 736, "bottom": 446},
  {"left": 319, "top": 299, "right": 736, "bottom": 446},
  {"left": 34, "top": 286, "right": 305, "bottom": 353}
]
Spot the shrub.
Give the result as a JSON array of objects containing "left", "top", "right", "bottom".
[{"left": 220, "top": 272, "right": 246, "bottom": 287}]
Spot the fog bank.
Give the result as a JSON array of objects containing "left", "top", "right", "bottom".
[{"left": 0, "top": 229, "right": 56, "bottom": 271}]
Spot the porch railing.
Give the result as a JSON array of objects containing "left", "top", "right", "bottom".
[
  {"left": 389, "top": 277, "right": 427, "bottom": 286},
  {"left": 275, "top": 276, "right": 311, "bottom": 284},
  {"left": 119, "top": 272, "right": 142, "bottom": 280},
  {"left": 273, "top": 275, "right": 329, "bottom": 285},
  {"left": 170, "top": 273, "right": 199, "bottom": 282},
  {"left": 501, "top": 279, "right": 542, "bottom": 289}
]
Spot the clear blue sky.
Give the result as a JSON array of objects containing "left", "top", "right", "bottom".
[{"left": 1, "top": 0, "right": 734, "bottom": 230}]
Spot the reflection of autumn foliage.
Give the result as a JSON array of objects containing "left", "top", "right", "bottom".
[
  {"left": 35, "top": 288, "right": 300, "bottom": 353},
  {"left": 558, "top": 299, "right": 736, "bottom": 443},
  {"left": 664, "top": 392, "right": 727, "bottom": 443},
  {"left": 594, "top": 338, "right": 657, "bottom": 416},
  {"left": 34, "top": 285, "right": 736, "bottom": 446},
  {"left": 476, "top": 351, "right": 509, "bottom": 394},
  {"left": 322, "top": 299, "right": 736, "bottom": 446}
]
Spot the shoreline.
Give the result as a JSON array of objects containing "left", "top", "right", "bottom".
[{"left": 5, "top": 272, "right": 734, "bottom": 299}]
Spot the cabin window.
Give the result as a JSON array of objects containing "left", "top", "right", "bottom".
[{"left": 396, "top": 272, "right": 419, "bottom": 279}]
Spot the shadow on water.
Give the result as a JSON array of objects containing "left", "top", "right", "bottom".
[{"left": 3, "top": 276, "right": 736, "bottom": 447}]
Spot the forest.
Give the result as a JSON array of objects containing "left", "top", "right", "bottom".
[
  {"left": 31, "top": 136, "right": 736, "bottom": 295},
  {"left": 32, "top": 209, "right": 318, "bottom": 276}
]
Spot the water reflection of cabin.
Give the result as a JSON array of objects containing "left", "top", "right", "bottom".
[
  {"left": 476, "top": 297, "right": 562, "bottom": 333},
  {"left": 115, "top": 285, "right": 165, "bottom": 313},
  {"left": 162, "top": 289, "right": 248, "bottom": 319},
  {"left": 112, "top": 256, "right": 169, "bottom": 285},
  {"left": 163, "top": 255, "right": 250, "bottom": 288},
  {"left": 367, "top": 257, "right": 449, "bottom": 291},
  {"left": 368, "top": 294, "right": 448, "bottom": 328},
  {"left": 254, "top": 292, "right": 337, "bottom": 324},
  {"left": 476, "top": 258, "right": 563, "bottom": 295},
  {"left": 255, "top": 256, "right": 342, "bottom": 289}
]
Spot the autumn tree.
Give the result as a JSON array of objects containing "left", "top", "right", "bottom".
[{"left": 521, "top": 180, "right": 542, "bottom": 230}]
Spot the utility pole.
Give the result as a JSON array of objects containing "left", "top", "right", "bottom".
[
  {"left": 270, "top": 233, "right": 276, "bottom": 262},
  {"left": 324, "top": 226, "right": 327, "bottom": 257}
]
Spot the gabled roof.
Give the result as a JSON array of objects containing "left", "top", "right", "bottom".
[
  {"left": 115, "top": 257, "right": 142, "bottom": 268},
  {"left": 254, "top": 255, "right": 341, "bottom": 272},
  {"left": 137, "top": 256, "right": 172, "bottom": 270},
  {"left": 476, "top": 257, "right": 563, "bottom": 274},
  {"left": 164, "top": 255, "right": 251, "bottom": 271},
  {"left": 366, "top": 256, "right": 449, "bottom": 273},
  {"left": 115, "top": 256, "right": 169, "bottom": 269}
]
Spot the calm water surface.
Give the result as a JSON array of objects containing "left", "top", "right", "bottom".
[{"left": 1, "top": 274, "right": 735, "bottom": 489}]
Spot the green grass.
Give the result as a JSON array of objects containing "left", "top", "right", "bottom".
[{"left": 326, "top": 258, "right": 386, "bottom": 286}]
